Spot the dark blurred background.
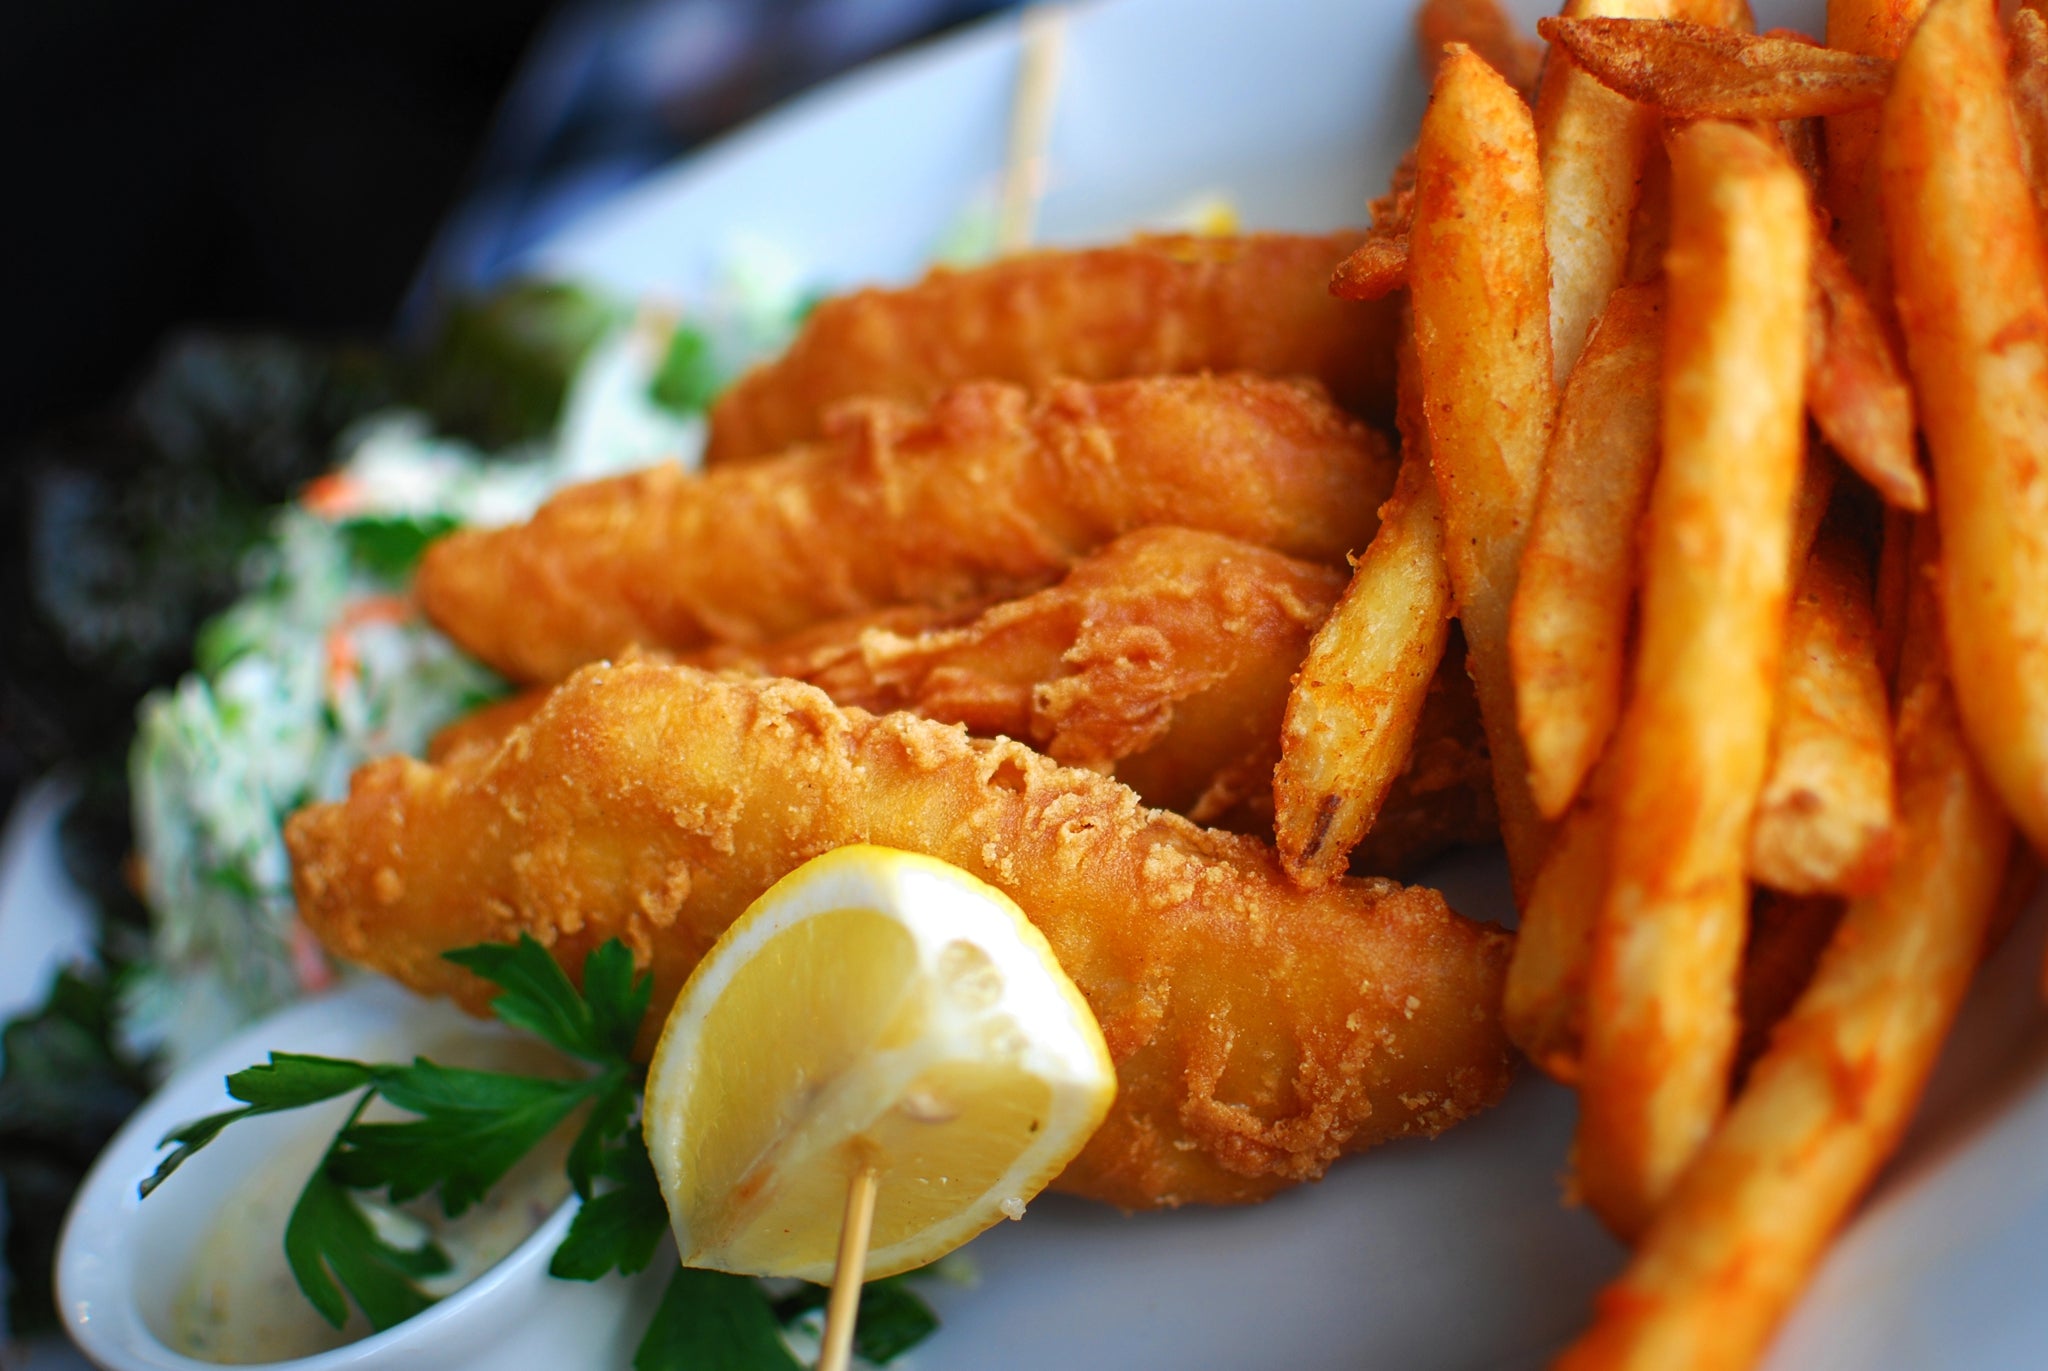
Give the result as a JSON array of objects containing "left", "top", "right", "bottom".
[{"left": 0, "top": 0, "right": 1019, "bottom": 828}]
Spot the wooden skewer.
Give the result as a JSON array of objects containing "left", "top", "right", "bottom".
[
  {"left": 997, "top": 3, "right": 1070, "bottom": 255},
  {"left": 818, "top": 1163, "right": 880, "bottom": 1371}
]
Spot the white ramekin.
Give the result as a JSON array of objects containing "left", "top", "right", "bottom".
[{"left": 57, "top": 977, "right": 671, "bottom": 1371}]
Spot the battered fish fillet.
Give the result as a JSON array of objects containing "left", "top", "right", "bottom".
[
  {"left": 704, "top": 233, "right": 1403, "bottom": 465},
  {"left": 288, "top": 663, "right": 1514, "bottom": 1209},
  {"left": 428, "top": 531, "right": 1498, "bottom": 866},
  {"left": 418, "top": 374, "right": 1395, "bottom": 684}
]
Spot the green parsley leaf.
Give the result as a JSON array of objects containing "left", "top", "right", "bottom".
[
  {"left": 635, "top": 1268, "right": 802, "bottom": 1371},
  {"left": 285, "top": 1161, "right": 450, "bottom": 1331},
  {"left": 331, "top": 1061, "right": 594, "bottom": 1217},
  {"left": 550, "top": 1132, "right": 667, "bottom": 1281},
  {"left": 772, "top": 1274, "right": 941, "bottom": 1364},
  {"left": 443, "top": 934, "right": 650, "bottom": 1065},
  {"left": 338, "top": 514, "right": 461, "bottom": 580},
  {"left": 845, "top": 1279, "right": 942, "bottom": 1363},
  {"left": 649, "top": 325, "right": 721, "bottom": 416},
  {"left": 565, "top": 1072, "right": 638, "bottom": 1200},
  {"left": 142, "top": 1054, "right": 373, "bottom": 1197}
]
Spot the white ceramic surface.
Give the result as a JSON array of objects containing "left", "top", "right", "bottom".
[
  {"left": 23, "top": 0, "right": 2048, "bottom": 1365},
  {"left": 54, "top": 979, "right": 669, "bottom": 1371}
]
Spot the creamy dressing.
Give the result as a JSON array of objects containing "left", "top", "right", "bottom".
[{"left": 167, "top": 1036, "right": 578, "bottom": 1364}]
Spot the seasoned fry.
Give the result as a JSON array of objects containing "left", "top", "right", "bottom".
[
  {"left": 1884, "top": 0, "right": 2048, "bottom": 859},
  {"left": 1511, "top": 281, "right": 1663, "bottom": 820},
  {"left": 1823, "top": 0, "right": 1927, "bottom": 313},
  {"left": 1536, "top": 0, "right": 1674, "bottom": 384},
  {"left": 1408, "top": 45, "right": 1557, "bottom": 897},
  {"left": 418, "top": 375, "right": 1395, "bottom": 684},
  {"left": 1537, "top": 18, "right": 1893, "bottom": 120},
  {"left": 1806, "top": 238, "right": 1927, "bottom": 510},
  {"left": 1576, "top": 121, "right": 1809, "bottom": 1239},
  {"left": 1276, "top": 439, "right": 1453, "bottom": 886},
  {"left": 1416, "top": 0, "right": 1544, "bottom": 101},
  {"left": 1750, "top": 528, "right": 1899, "bottom": 897},
  {"left": 705, "top": 234, "right": 1401, "bottom": 462},
  {"left": 287, "top": 662, "right": 1518, "bottom": 1211},
  {"left": 1556, "top": 531, "right": 2012, "bottom": 1371},
  {"left": 2011, "top": 7, "right": 2048, "bottom": 234},
  {"left": 1503, "top": 745, "right": 1619, "bottom": 1083}
]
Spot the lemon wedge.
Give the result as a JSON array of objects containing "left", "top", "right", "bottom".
[{"left": 643, "top": 845, "right": 1115, "bottom": 1281}]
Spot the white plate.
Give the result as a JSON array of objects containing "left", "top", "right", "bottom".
[{"left": 15, "top": 0, "right": 2048, "bottom": 1366}]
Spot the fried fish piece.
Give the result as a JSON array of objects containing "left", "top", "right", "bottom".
[
  {"left": 289, "top": 663, "right": 1514, "bottom": 1209},
  {"left": 429, "top": 530, "right": 1496, "bottom": 867},
  {"left": 417, "top": 374, "right": 1395, "bottom": 684},
  {"left": 704, "top": 233, "right": 1400, "bottom": 464}
]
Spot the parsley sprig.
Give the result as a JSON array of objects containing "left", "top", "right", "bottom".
[{"left": 140, "top": 935, "right": 939, "bottom": 1369}]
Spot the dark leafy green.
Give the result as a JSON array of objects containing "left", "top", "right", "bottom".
[
  {"left": 635, "top": 1270, "right": 803, "bottom": 1371},
  {"left": 339, "top": 514, "right": 462, "bottom": 580},
  {"left": 649, "top": 325, "right": 720, "bottom": 416}
]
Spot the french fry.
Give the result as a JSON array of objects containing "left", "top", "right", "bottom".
[
  {"left": 1416, "top": 0, "right": 1544, "bottom": 102},
  {"left": 1536, "top": 0, "right": 1675, "bottom": 384},
  {"left": 2010, "top": 6, "right": 2048, "bottom": 233},
  {"left": 1556, "top": 526, "right": 2013, "bottom": 1371},
  {"left": 1507, "top": 452, "right": 1832, "bottom": 1083},
  {"left": 1884, "top": 0, "right": 2048, "bottom": 861},
  {"left": 1408, "top": 45, "right": 1557, "bottom": 898},
  {"left": 1823, "top": 0, "right": 1927, "bottom": 314},
  {"left": 1750, "top": 527, "right": 1900, "bottom": 896},
  {"left": 1575, "top": 120, "right": 1809, "bottom": 1240},
  {"left": 1538, "top": 18, "right": 1894, "bottom": 120},
  {"left": 1806, "top": 238, "right": 1928, "bottom": 510},
  {"left": 1335, "top": 7, "right": 1554, "bottom": 307},
  {"left": 1276, "top": 337, "right": 1453, "bottom": 888},
  {"left": 1504, "top": 743, "right": 1620, "bottom": 1082},
  {"left": 1512, "top": 281, "right": 1663, "bottom": 819}
]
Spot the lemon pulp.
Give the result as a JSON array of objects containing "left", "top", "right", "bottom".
[{"left": 643, "top": 846, "right": 1115, "bottom": 1281}]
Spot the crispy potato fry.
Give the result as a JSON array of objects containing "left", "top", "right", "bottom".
[
  {"left": 1538, "top": 18, "right": 1894, "bottom": 119},
  {"left": 1512, "top": 281, "right": 1663, "bottom": 820},
  {"left": 1733, "top": 891, "right": 1843, "bottom": 1078},
  {"left": 2011, "top": 7, "right": 2048, "bottom": 234},
  {"left": 1806, "top": 238, "right": 1927, "bottom": 509},
  {"left": 1276, "top": 401, "right": 1453, "bottom": 887},
  {"left": 1536, "top": 0, "right": 1676, "bottom": 382},
  {"left": 1504, "top": 743, "right": 1619, "bottom": 1082},
  {"left": 1824, "top": 0, "right": 1927, "bottom": 314},
  {"left": 1576, "top": 120, "right": 1809, "bottom": 1240},
  {"left": 1416, "top": 0, "right": 1543, "bottom": 101},
  {"left": 1750, "top": 527, "right": 1900, "bottom": 896},
  {"left": 1408, "top": 45, "right": 1558, "bottom": 898},
  {"left": 1334, "top": 9, "right": 1556, "bottom": 308},
  {"left": 1556, "top": 528, "right": 2012, "bottom": 1371},
  {"left": 1884, "top": 0, "right": 2048, "bottom": 859},
  {"left": 1508, "top": 452, "right": 1832, "bottom": 1084}
]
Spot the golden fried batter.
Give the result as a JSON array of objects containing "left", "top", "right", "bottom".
[
  {"left": 705, "top": 233, "right": 1401, "bottom": 464},
  {"left": 429, "top": 532, "right": 1496, "bottom": 867},
  {"left": 418, "top": 375, "right": 1395, "bottom": 684},
  {"left": 289, "top": 663, "right": 1513, "bottom": 1209}
]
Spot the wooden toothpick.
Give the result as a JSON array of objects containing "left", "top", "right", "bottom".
[
  {"left": 818, "top": 1163, "right": 880, "bottom": 1371},
  {"left": 997, "top": 3, "right": 1070, "bottom": 255}
]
